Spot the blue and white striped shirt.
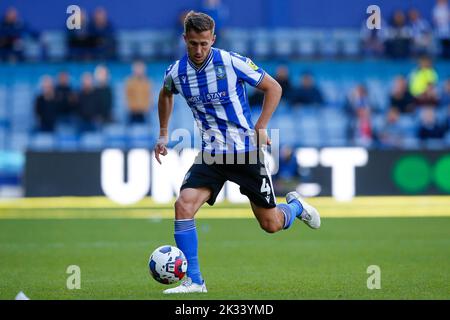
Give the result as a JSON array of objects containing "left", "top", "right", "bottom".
[{"left": 163, "top": 47, "right": 265, "bottom": 153}]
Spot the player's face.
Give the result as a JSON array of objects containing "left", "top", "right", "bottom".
[{"left": 184, "top": 30, "right": 215, "bottom": 66}]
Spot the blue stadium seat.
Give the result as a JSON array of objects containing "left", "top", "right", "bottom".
[
  {"left": 79, "top": 132, "right": 105, "bottom": 151},
  {"left": 291, "top": 112, "right": 322, "bottom": 147},
  {"left": 7, "top": 132, "right": 29, "bottom": 152},
  {"left": 293, "top": 29, "right": 317, "bottom": 58},
  {"left": 226, "top": 29, "right": 250, "bottom": 56},
  {"left": 113, "top": 82, "right": 128, "bottom": 124},
  {"left": 117, "top": 31, "right": 137, "bottom": 61},
  {"left": 401, "top": 137, "right": 420, "bottom": 149},
  {"left": 128, "top": 124, "right": 154, "bottom": 148},
  {"left": 103, "top": 124, "right": 127, "bottom": 148},
  {"left": 55, "top": 126, "right": 79, "bottom": 151},
  {"left": 131, "top": 30, "right": 174, "bottom": 59},
  {"left": 0, "top": 86, "right": 7, "bottom": 127},
  {"left": 24, "top": 37, "right": 41, "bottom": 61},
  {"left": 337, "top": 29, "right": 361, "bottom": 57},
  {"left": 29, "top": 133, "right": 55, "bottom": 151},
  {"left": 0, "top": 127, "right": 6, "bottom": 150},
  {"left": 321, "top": 108, "right": 348, "bottom": 146},
  {"left": 273, "top": 29, "right": 295, "bottom": 58},
  {"left": 366, "top": 79, "right": 388, "bottom": 111},
  {"left": 424, "top": 139, "right": 446, "bottom": 150},
  {"left": 251, "top": 29, "right": 271, "bottom": 59},
  {"left": 397, "top": 115, "right": 418, "bottom": 138},
  {"left": 318, "top": 31, "right": 339, "bottom": 58},
  {"left": 135, "top": 31, "right": 158, "bottom": 59},
  {"left": 445, "top": 132, "right": 450, "bottom": 147},
  {"left": 320, "top": 80, "right": 341, "bottom": 106},
  {"left": 41, "top": 31, "right": 67, "bottom": 60}
]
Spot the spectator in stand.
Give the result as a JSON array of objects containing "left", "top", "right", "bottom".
[
  {"left": 360, "top": 17, "right": 389, "bottom": 58},
  {"left": 439, "top": 79, "right": 450, "bottom": 106},
  {"left": 408, "top": 8, "right": 433, "bottom": 57},
  {"left": 415, "top": 83, "right": 440, "bottom": 108},
  {"left": 418, "top": 106, "right": 447, "bottom": 142},
  {"left": 346, "top": 84, "right": 371, "bottom": 113},
  {"left": 385, "top": 10, "right": 412, "bottom": 59},
  {"left": 77, "top": 72, "right": 99, "bottom": 132},
  {"left": 377, "top": 107, "right": 404, "bottom": 148},
  {"left": 290, "top": 72, "right": 324, "bottom": 107},
  {"left": 88, "top": 7, "right": 116, "bottom": 60},
  {"left": 433, "top": 0, "right": 450, "bottom": 59},
  {"left": 274, "top": 65, "right": 293, "bottom": 103},
  {"left": 354, "top": 106, "right": 373, "bottom": 147},
  {"left": 55, "top": 71, "right": 77, "bottom": 124},
  {"left": 345, "top": 84, "right": 373, "bottom": 146},
  {"left": 66, "top": 9, "right": 91, "bottom": 61},
  {"left": 125, "top": 61, "right": 153, "bottom": 124},
  {"left": 94, "top": 65, "right": 113, "bottom": 123},
  {"left": 34, "top": 75, "right": 58, "bottom": 132},
  {"left": 389, "top": 75, "right": 415, "bottom": 113},
  {"left": 272, "top": 145, "right": 299, "bottom": 196},
  {"left": 249, "top": 65, "right": 292, "bottom": 108},
  {"left": 409, "top": 56, "right": 439, "bottom": 98},
  {"left": 0, "top": 7, "right": 38, "bottom": 62}
]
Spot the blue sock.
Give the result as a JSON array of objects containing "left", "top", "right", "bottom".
[
  {"left": 278, "top": 200, "right": 304, "bottom": 230},
  {"left": 174, "top": 219, "right": 203, "bottom": 284}
]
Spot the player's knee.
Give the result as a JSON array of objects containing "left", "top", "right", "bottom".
[
  {"left": 174, "top": 198, "right": 196, "bottom": 219},
  {"left": 259, "top": 219, "right": 281, "bottom": 234}
]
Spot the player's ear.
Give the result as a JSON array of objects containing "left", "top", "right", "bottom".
[{"left": 212, "top": 33, "right": 216, "bottom": 45}]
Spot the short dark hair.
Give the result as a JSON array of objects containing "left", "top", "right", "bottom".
[{"left": 184, "top": 11, "right": 215, "bottom": 34}]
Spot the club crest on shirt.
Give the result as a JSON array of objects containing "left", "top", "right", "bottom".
[{"left": 215, "top": 65, "right": 226, "bottom": 79}]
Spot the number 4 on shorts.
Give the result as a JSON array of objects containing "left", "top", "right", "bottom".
[{"left": 260, "top": 178, "right": 271, "bottom": 195}]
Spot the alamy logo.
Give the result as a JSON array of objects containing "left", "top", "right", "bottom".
[
  {"left": 366, "top": 265, "right": 381, "bottom": 289},
  {"left": 66, "top": 265, "right": 81, "bottom": 289},
  {"left": 66, "top": 5, "right": 81, "bottom": 30},
  {"left": 366, "top": 5, "right": 381, "bottom": 30}
]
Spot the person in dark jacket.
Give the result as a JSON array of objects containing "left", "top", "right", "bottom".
[
  {"left": 290, "top": 72, "right": 324, "bottom": 106},
  {"left": 34, "top": 75, "right": 58, "bottom": 132},
  {"left": 55, "top": 71, "right": 78, "bottom": 123},
  {"left": 88, "top": 7, "right": 116, "bottom": 60},
  {"left": 0, "top": 7, "right": 38, "bottom": 62},
  {"left": 77, "top": 72, "right": 99, "bottom": 131},
  {"left": 418, "top": 106, "right": 447, "bottom": 141},
  {"left": 94, "top": 65, "right": 113, "bottom": 123}
]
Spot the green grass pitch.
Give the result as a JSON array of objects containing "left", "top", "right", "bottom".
[{"left": 0, "top": 212, "right": 449, "bottom": 299}]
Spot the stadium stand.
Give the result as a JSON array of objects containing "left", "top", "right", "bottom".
[{"left": 0, "top": 0, "right": 449, "bottom": 190}]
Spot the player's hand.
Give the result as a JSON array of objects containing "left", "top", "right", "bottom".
[
  {"left": 255, "top": 127, "right": 271, "bottom": 147},
  {"left": 154, "top": 136, "right": 169, "bottom": 164}
]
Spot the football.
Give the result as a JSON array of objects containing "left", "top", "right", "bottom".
[{"left": 148, "top": 245, "right": 188, "bottom": 284}]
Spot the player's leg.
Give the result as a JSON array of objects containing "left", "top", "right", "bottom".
[
  {"left": 227, "top": 150, "right": 320, "bottom": 232},
  {"left": 173, "top": 187, "right": 211, "bottom": 285},
  {"left": 164, "top": 157, "right": 226, "bottom": 294},
  {"left": 250, "top": 193, "right": 321, "bottom": 233},
  {"left": 249, "top": 201, "right": 285, "bottom": 233},
  {"left": 163, "top": 187, "right": 211, "bottom": 294}
]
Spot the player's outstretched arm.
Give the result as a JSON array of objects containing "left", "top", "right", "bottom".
[
  {"left": 155, "top": 87, "right": 174, "bottom": 164},
  {"left": 255, "top": 73, "right": 282, "bottom": 146}
]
